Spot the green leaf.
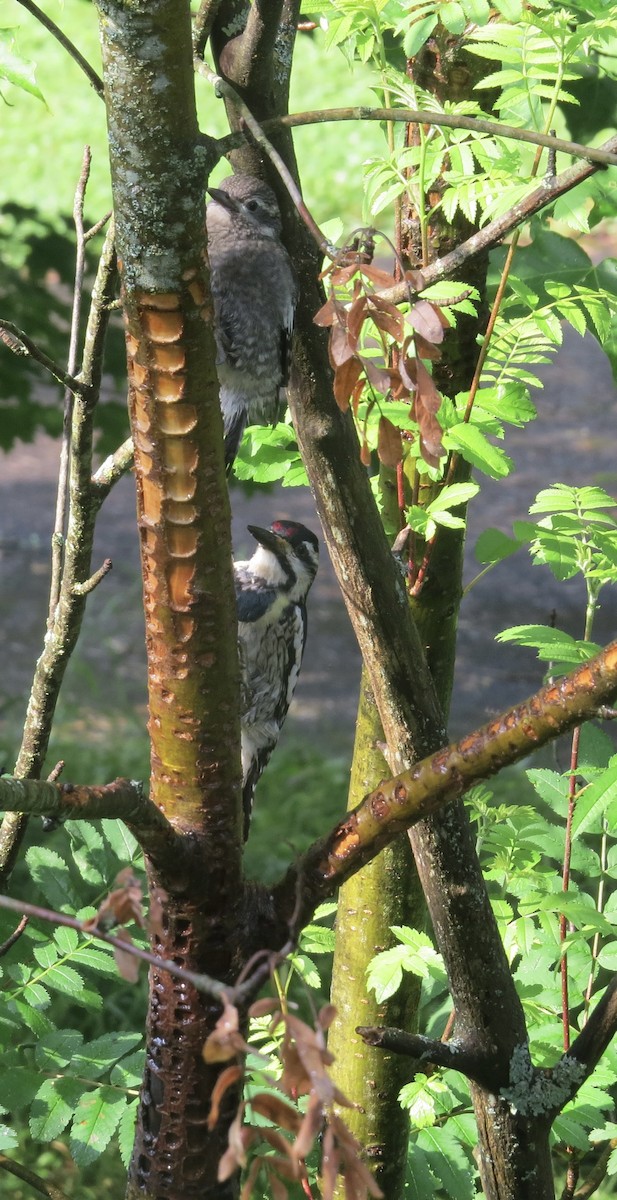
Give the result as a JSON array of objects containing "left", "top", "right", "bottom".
[
  {"left": 366, "top": 945, "right": 407, "bottom": 1002},
  {"left": 118, "top": 1097, "right": 139, "bottom": 1169},
  {"left": 70, "top": 1032, "right": 143, "bottom": 1082},
  {"left": 444, "top": 423, "right": 513, "bottom": 479},
  {"left": 417, "top": 1124, "right": 475, "bottom": 1199},
  {"left": 572, "top": 757, "right": 617, "bottom": 838},
  {"left": 404, "top": 14, "right": 438, "bottom": 57},
  {"left": 405, "top": 1144, "right": 441, "bottom": 1198},
  {"left": 299, "top": 923, "right": 336, "bottom": 954},
  {"left": 439, "top": 3, "right": 466, "bottom": 34},
  {"left": 36, "top": 1029, "right": 84, "bottom": 1072},
  {"left": 526, "top": 769, "right": 568, "bottom": 815},
  {"left": 101, "top": 819, "right": 140, "bottom": 863},
  {"left": 463, "top": 0, "right": 490, "bottom": 22},
  {"left": 493, "top": 0, "right": 522, "bottom": 17},
  {"left": 474, "top": 528, "right": 521, "bottom": 564},
  {"left": 0, "top": 1123, "right": 18, "bottom": 1151},
  {"left": 30, "top": 1077, "right": 84, "bottom": 1140},
  {"left": 427, "top": 482, "right": 480, "bottom": 512},
  {"left": 110, "top": 1049, "right": 144, "bottom": 1089},
  {"left": 41, "top": 962, "right": 85, "bottom": 1000},
  {"left": 0, "top": 1068, "right": 43, "bottom": 1113},
  {"left": 70, "top": 1086, "right": 126, "bottom": 1165},
  {"left": 0, "top": 35, "right": 45, "bottom": 101},
  {"left": 25, "top": 846, "right": 80, "bottom": 911}
]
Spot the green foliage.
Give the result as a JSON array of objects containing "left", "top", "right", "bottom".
[{"left": 0, "top": 819, "right": 146, "bottom": 1180}]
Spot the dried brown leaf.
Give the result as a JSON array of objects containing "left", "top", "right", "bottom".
[
  {"left": 414, "top": 332, "right": 442, "bottom": 361},
  {"left": 367, "top": 295, "right": 404, "bottom": 341},
  {"left": 249, "top": 997, "right": 281, "bottom": 1020},
  {"left": 314, "top": 296, "right": 337, "bottom": 327},
  {"left": 292, "top": 1093, "right": 323, "bottom": 1161},
  {"left": 270, "top": 1174, "right": 291, "bottom": 1200},
  {"left": 89, "top": 869, "right": 145, "bottom": 932},
  {"left": 415, "top": 358, "right": 445, "bottom": 467},
  {"left": 203, "top": 998, "right": 247, "bottom": 1063},
  {"left": 240, "top": 1157, "right": 264, "bottom": 1200},
  {"left": 430, "top": 300, "right": 452, "bottom": 328},
  {"left": 404, "top": 268, "right": 426, "bottom": 292},
  {"left": 406, "top": 299, "right": 445, "bottom": 344},
  {"left": 329, "top": 323, "right": 355, "bottom": 368},
  {"left": 360, "top": 436, "right": 371, "bottom": 467},
  {"left": 250, "top": 1092, "right": 302, "bottom": 1134},
  {"left": 360, "top": 263, "right": 398, "bottom": 288},
  {"left": 207, "top": 1064, "right": 243, "bottom": 1130},
  {"left": 317, "top": 1004, "right": 337, "bottom": 1032},
  {"left": 347, "top": 293, "right": 368, "bottom": 351},
  {"left": 111, "top": 928, "right": 140, "bottom": 983},
  {"left": 398, "top": 354, "right": 416, "bottom": 392},
  {"left": 320, "top": 1125, "right": 339, "bottom": 1200},
  {"left": 334, "top": 355, "right": 363, "bottom": 411},
  {"left": 361, "top": 356, "right": 393, "bottom": 394},
  {"left": 218, "top": 1109, "right": 254, "bottom": 1180},
  {"left": 377, "top": 416, "right": 403, "bottom": 468}
]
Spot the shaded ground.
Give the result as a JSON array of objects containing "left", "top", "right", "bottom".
[{"left": 0, "top": 326, "right": 616, "bottom": 776}]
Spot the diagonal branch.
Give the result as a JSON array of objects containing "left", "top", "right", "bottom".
[
  {"left": 548, "top": 975, "right": 617, "bottom": 1117},
  {"left": 15, "top": 0, "right": 104, "bottom": 96},
  {"left": 0, "top": 319, "right": 90, "bottom": 396},
  {"left": 357, "top": 1026, "right": 496, "bottom": 1090},
  {"left": 272, "top": 640, "right": 617, "bottom": 930}
]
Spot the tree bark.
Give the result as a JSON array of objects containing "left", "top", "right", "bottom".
[{"left": 95, "top": 2, "right": 242, "bottom": 1195}]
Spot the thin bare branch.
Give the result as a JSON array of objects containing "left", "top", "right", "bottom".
[
  {"left": 0, "top": 890, "right": 288, "bottom": 1008},
  {"left": 193, "top": 0, "right": 223, "bottom": 60},
  {"left": 49, "top": 146, "right": 93, "bottom": 623},
  {"left": 195, "top": 60, "right": 333, "bottom": 254},
  {"left": 15, "top": 0, "right": 104, "bottom": 96},
  {"left": 0, "top": 320, "right": 89, "bottom": 395},
  {"left": 272, "top": 107, "right": 617, "bottom": 169},
  {"left": 0, "top": 914, "right": 29, "bottom": 958},
  {"left": 0, "top": 1155, "right": 69, "bottom": 1200}
]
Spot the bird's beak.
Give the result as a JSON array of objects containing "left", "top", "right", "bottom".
[
  {"left": 247, "top": 524, "right": 285, "bottom": 555},
  {"left": 207, "top": 186, "right": 239, "bottom": 213}
]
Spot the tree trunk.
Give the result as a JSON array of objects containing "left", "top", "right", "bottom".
[
  {"left": 95, "top": 3, "right": 243, "bottom": 1195},
  {"left": 328, "top": 670, "right": 424, "bottom": 1198}
]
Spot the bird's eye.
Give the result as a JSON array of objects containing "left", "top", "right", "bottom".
[{"left": 245, "top": 199, "right": 259, "bottom": 212}]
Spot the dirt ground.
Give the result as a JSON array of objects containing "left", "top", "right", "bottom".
[{"left": 1, "top": 326, "right": 616, "bottom": 768}]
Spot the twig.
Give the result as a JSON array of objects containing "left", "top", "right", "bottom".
[
  {"left": 49, "top": 146, "right": 93, "bottom": 624},
  {"left": 14, "top": 0, "right": 104, "bottom": 97},
  {"left": 91, "top": 436, "right": 134, "bottom": 505},
  {"left": 0, "top": 913, "right": 29, "bottom": 958},
  {"left": 192, "top": 0, "right": 223, "bottom": 61},
  {"left": 573, "top": 1139, "right": 617, "bottom": 1200},
  {"left": 0, "top": 1155, "right": 69, "bottom": 1200},
  {"left": 195, "top": 60, "right": 333, "bottom": 255},
  {"left": 0, "top": 320, "right": 88, "bottom": 395},
  {"left": 73, "top": 557, "right": 113, "bottom": 595}
]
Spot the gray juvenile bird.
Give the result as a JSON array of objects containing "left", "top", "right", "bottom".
[
  {"left": 235, "top": 520, "right": 319, "bottom": 839},
  {"left": 206, "top": 174, "right": 297, "bottom": 470}
]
